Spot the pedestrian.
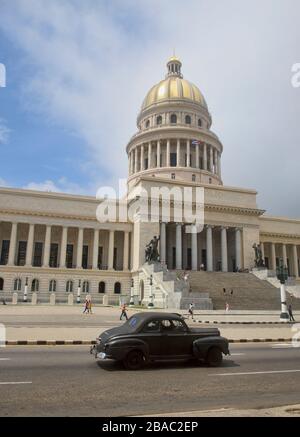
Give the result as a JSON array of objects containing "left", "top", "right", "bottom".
[
  {"left": 225, "top": 302, "right": 230, "bottom": 312},
  {"left": 83, "top": 297, "right": 89, "bottom": 314},
  {"left": 183, "top": 271, "right": 189, "bottom": 282},
  {"left": 288, "top": 304, "right": 295, "bottom": 322},
  {"left": 230, "top": 289, "right": 233, "bottom": 295},
  {"left": 88, "top": 297, "right": 93, "bottom": 315},
  {"left": 120, "top": 303, "right": 128, "bottom": 321},
  {"left": 188, "top": 302, "right": 195, "bottom": 320}
]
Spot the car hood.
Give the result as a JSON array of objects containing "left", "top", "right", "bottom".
[{"left": 188, "top": 327, "right": 220, "bottom": 336}]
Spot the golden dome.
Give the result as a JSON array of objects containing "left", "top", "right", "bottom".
[{"left": 141, "top": 58, "right": 208, "bottom": 111}]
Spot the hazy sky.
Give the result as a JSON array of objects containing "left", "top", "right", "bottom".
[{"left": 0, "top": 0, "right": 300, "bottom": 217}]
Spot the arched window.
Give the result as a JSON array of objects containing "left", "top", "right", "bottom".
[
  {"left": 185, "top": 115, "right": 191, "bottom": 125},
  {"left": 66, "top": 280, "right": 73, "bottom": 293},
  {"left": 49, "top": 280, "right": 56, "bottom": 292},
  {"left": 198, "top": 118, "right": 202, "bottom": 127},
  {"left": 82, "top": 281, "right": 89, "bottom": 293},
  {"left": 99, "top": 281, "right": 106, "bottom": 294},
  {"left": 146, "top": 120, "right": 150, "bottom": 128},
  {"left": 192, "top": 174, "right": 196, "bottom": 182},
  {"left": 31, "top": 279, "right": 39, "bottom": 292},
  {"left": 156, "top": 115, "right": 162, "bottom": 125},
  {"left": 114, "top": 282, "right": 121, "bottom": 294},
  {"left": 0, "top": 277, "right": 4, "bottom": 291},
  {"left": 14, "top": 278, "right": 22, "bottom": 292},
  {"left": 170, "top": 114, "right": 177, "bottom": 124}
]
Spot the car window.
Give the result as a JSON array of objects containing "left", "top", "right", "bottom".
[
  {"left": 161, "top": 320, "right": 173, "bottom": 331},
  {"left": 171, "top": 320, "right": 187, "bottom": 332},
  {"left": 142, "top": 320, "right": 160, "bottom": 333}
]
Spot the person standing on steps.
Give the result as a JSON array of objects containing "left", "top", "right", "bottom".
[
  {"left": 120, "top": 303, "right": 128, "bottom": 321},
  {"left": 288, "top": 304, "right": 295, "bottom": 322},
  {"left": 188, "top": 302, "right": 195, "bottom": 320}
]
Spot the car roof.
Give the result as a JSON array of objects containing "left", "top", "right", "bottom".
[{"left": 131, "top": 312, "right": 184, "bottom": 322}]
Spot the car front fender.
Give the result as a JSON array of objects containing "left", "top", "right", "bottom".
[
  {"left": 106, "top": 338, "right": 150, "bottom": 361},
  {"left": 193, "top": 336, "right": 230, "bottom": 359}
]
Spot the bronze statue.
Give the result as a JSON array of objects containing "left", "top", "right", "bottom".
[
  {"left": 252, "top": 243, "right": 265, "bottom": 268},
  {"left": 145, "top": 235, "right": 160, "bottom": 262}
]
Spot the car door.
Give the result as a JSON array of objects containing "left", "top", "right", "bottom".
[
  {"left": 159, "top": 319, "right": 191, "bottom": 357},
  {"left": 139, "top": 319, "right": 162, "bottom": 358}
]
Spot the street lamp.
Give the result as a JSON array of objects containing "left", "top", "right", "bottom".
[
  {"left": 276, "top": 259, "right": 289, "bottom": 322},
  {"left": 23, "top": 277, "right": 28, "bottom": 303},
  {"left": 77, "top": 279, "right": 81, "bottom": 304},
  {"left": 129, "top": 278, "right": 134, "bottom": 307},
  {"left": 148, "top": 275, "right": 154, "bottom": 308}
]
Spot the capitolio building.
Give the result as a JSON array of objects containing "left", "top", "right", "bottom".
[{"left": 1, "top": 57, "right": 300, "bottom": 309}]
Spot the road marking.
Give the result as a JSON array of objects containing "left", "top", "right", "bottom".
[
  {"left": 230, "top": 353, "right": 245, "bottom": 356},
  {"left": 0, "top": 358, "right": 10, "bottom": 361},
  {"left": 0, "top": 381, "right": 32, "bottom": 385},
  {"left": 212, "top": 369, "right": 300, "bottom": 376},
  {"left": 271, "top": 343, "right": 294, "bottom": 348}
]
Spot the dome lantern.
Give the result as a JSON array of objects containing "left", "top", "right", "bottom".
[{"left": 166, "top": 56, "right": 183, "bottom": 78}]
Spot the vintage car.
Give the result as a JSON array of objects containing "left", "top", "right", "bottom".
[{"left": 90, "top": 312, "right": 230, "bottom": 370}]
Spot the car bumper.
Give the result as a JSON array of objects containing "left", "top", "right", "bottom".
[{"left": 90, "top": 344, "right": 107, "bottom": 360}]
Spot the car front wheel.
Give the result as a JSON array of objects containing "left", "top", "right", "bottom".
[
  {"left": 123, "top": 350, "right": 144, "bottom": 370},
  {"left": 205, "top": 347, "right": 223, "bottom": 367}
]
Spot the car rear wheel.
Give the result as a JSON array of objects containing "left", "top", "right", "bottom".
[
  {"left": 205, "top": 347, "right": 223, "bottom": 367},
  {"left": 123, "top": 350, "right": 144, "bottom": 370}
]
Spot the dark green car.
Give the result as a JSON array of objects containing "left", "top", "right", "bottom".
[{"left": 91, "top": 312, "right": 230, "bottom": 370}]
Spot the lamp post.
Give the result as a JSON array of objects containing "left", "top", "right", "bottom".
[
  {"left": 276, "top": 259, "right": 289, "bottom": 322},
  {"left": 148, "top": 275, "right": 154, "bottom": 308},
  {"left": 23, "top": 277, "right": 28, "bottom": 303},
  {"left": 129, "top": 278, "right": 134, "bottom": 307},
  {"left": 77, "top": 279, "right": 81, "bottom": 304}
]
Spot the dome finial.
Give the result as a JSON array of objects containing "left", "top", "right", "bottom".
[{"left": 166, "top": 53, "right": 182, "bottom": 78}]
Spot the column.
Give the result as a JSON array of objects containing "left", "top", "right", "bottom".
[
  {"left": 166, "top": 140, "right": 170, "bottom": 167},
  {"left": 148, "top": 142, "right": 152, "bottom": 169},
  {"left": 271, "top": 242, "right": 276, "bottom": 270},
  {"left": 217, "top": 153, "right": 221, "bottom": 177},
  {"left": 157, "top": 140, "right": 161, "bottom": 167},
  {"left": 8, "top": 222, "right": 18, "bottom": 266},
  {"left": 186, "top": 140, "right": 190, "bottom": 167},
  {"left": 176, "top": 224, "right": 182, "bottom": 270},
  {"left": 282, "top": 243, "right": 287, "bottom": 267},
  {"left": 128, "top": 152, "right": 132, "bottom": 175},
  {"left": 59, "top": 226, "right": 68, "bottom": 269},
  {"left": 108, "top": 230, "right": 114, "bottom": 270},
  {"left": 76, "top": 227, "right": 83, "bottom": 269},
  {"left": 221, "top": 227, "right": 228, "bottom": 272},
  {"left": 209, "top": 146, "right": 213, "bottom": 171},
  {"left": 292, "top": 245, "right": 299, "bottom": 277},
  {"left": 206, "top": 225, "right": 213, "bottom": 272},
  {"left": 43, "top": 225, "right": 52, "bottom": 267},
  {"left": 134, "top": 147, "right": 138, "bottom": 173},
  {"left": 176, "top": 139, "right": 181, "bottom": 167},
  {"left": 25, "top": 223, "right": 35, "bottom": 267},
  {"left": 191, "top": 226, "right": 198, "bottom": 271},
  {"left": 140, "top": 144, "right": 144, "bottom": 171},
  {"left": 196, "top": 144, "right": 200, "bottom": 169},
  {"left": 160, "top": 223, "right": 166, "bottom": 264},
  {"left": 203, "top": 143, "right": 208, "bottom": 170},
  {"left": 123, "top": 231, "right": 129, "bottom": 271},
  {"left": 214, "top": 149, "right": 218, "bottom": 174},
  {"left": 235, "top": 228, "right": 242, "bottom": 271},
  {"left": 260, "top": 242, "right": 265, "bottom": 262},
  {"left": 92, "top": 229, "right": 99, "bottom": 270}
]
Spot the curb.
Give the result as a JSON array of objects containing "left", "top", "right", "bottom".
[
  {"left": 196, "top": 320, "right": 295, "bottom": 325},
  {"left": 4, "top": 339, "right": 298, "bottom": 346}
]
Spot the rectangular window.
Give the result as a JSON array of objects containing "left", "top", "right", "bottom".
[
  {"left": 17, "top": 241, "right": 27, "bottom": 266},
  {"left": 98, "top": 246, "right": 103, "bottom": 269},
  {"left": 82, "top": 245, "right": 89, "bottom": 269},
  {"left": 66, "top": 244, "right": 73, "bottom": 268},
  {"left": 49, "top": 243, "right": 58, "bottom": 268},
  {"left": 113, "top": 247, "right": 117, "bottom": 270},
  {"left": 172, "top": 247, "right": 176, "bottom": 269},
  {"left": 170, "top": 153, "right": 177, "bottom": 167},
  {"left": 33, "top": 242, "right": 43, "bottom": 267},
  {"left": 187, "top": 248, "right": 192, "bottom": 270},
  {"left": 0, "top": 240, "right": 10, "bottom": 265},
  {"left": 144, "top": 158, "right": 148, "bottom": 170}
]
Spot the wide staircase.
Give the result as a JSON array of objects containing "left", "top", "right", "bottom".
[{"left": 175, "top": 271, "right": 300, "bottom": 310}]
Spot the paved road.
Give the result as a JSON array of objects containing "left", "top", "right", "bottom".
[{"left": 0, "top": 343, "right": 300, "bottom": 416}]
